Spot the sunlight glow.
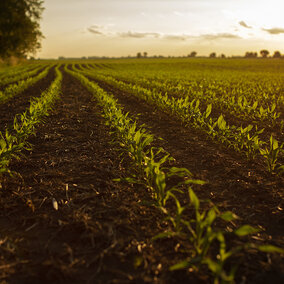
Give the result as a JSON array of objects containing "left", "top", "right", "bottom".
[{"left": 38, "top": 0, "right": 284, "bottom": 58}]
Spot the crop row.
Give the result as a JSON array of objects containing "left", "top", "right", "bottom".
[
  {"left": 0, "top": 65, "right": 62, "bottom": 175},
  {"left": 84, "top": 63, "right": 283, "bottom": 128},
  {"left": 0, "top": 63, "right": 42, "bottom": 80},
  {"left": 85, "top": 61, "right": 284, "bottom": 110},
  {"left": 72, "top": 65, "right": 284, "bottom": 174},
  {"left": 0, "top": 64, "right": 46, "bottom": 88},
  {"left": 0, "top": 64, "right": 53, "bottom": 104},
  {"left": 66, "top": 66, "right": 283, "bottom": 283}
]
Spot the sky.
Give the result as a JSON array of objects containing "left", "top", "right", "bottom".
[{"left": 38, "top": 0, "right": 284, "bottom": 58}]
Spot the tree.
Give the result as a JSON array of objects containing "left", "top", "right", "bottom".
[
  {"left": 260, "top": 49, "right": 269, "bottom": 58},
  {"left": 143, "top": 52, "right": 148, "bottom": 58},
  {"left": 273, "top": 51, "right": 281, "bottom": 58},
  {"left": 137, "top": 52, "right": 142, "bottom": 58},
  {"left": 209, "top": 52, "right": 216, "bottom": 58},
  {"left": 220, "top": 54, "right": 226, "bottom": 58},
  {"left": 0, "top": 0, "right": 44, "bottom": 59},
  {"left": 188, "top": 51, "right": 197, "bottom": 57},
  {"left": 245, "top": 52, "right": 257, "bottom": 58}
]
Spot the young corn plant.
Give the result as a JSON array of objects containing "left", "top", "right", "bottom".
[
  {"left": 168, "top": 188, "right": 261, "bottom": 284},
  {"left": 259, "top": 135, "right": 284, "bottom": 173},
  {"left": 0, "top": 130, "right": 26, "bottom": 175},
  {"left": 235, "top": 125, "right": 264, "bottom": 159}
]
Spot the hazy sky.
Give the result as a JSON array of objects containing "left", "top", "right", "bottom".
[{"left": 38, "top": 0, "right": 284, "bottom": 58}]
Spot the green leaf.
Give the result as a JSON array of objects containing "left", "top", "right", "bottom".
[
  {"left": 234, "top": 225, "right": 259, "bottom": 237},
  {"left": 206, "top": 208, "right": 217, "bottom": 225},
  {"left": 189, "top": 188, "right": 199, "bottom": 211},
  {"left": 277, "top": 165, "right": 284, "bottom": 173},
  {"left": 205, "top": 104, "right": 212, "bottom": 118},
  {"left": 184, "top": 179, "right": 206, "bottom": 185},
  {"left": 258, "top": 245, "right": 284, "bottom": 254},
  {"left": 169, "top": 260, "right": 190, "bottom": 271},
  {"left": 220, "top": 211, "right": 238, "bottom": 222},
  {"left": 168, "top": 167, "right": 192, "bottom": 177},
  {"left": 246, "top": 124, "right": 253, "bottom": 132},
  {"left": 272, "top": 137, "right": 279, "bottom": 150},
  {"left": 204, "top": 258, "right": 219, "bottom": 273},
  {"left": 152, "top": 231, "right": 177, "bottom": 241},
  {"left": 113, "top": 177, "right": 139, "bottom": 184},
  {"left": 0, "top": 138, "right": 6, "bottom": 149}
]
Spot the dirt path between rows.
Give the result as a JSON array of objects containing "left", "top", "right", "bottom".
[
  {"left": 91, "top": 78, "right": 284, "bottom": 245},
  {"left": 0, "top": 67, "right": 56, "bottom": 133}
]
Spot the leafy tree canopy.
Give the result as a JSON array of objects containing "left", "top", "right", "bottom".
[
  {"left": 260, "top": 49, "right": 269, "bottom": 58},
  {"left": 0, "top": 0, "right": 44, "bottom": 59}
]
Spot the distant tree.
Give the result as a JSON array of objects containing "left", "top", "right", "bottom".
[
  {"left": 143, "top": 52, "right": 148, "bottom": 58},
  {"left": 272, "top": 51, "right": 281, "bottom": 58},
  {"left": 137, "top": 52, "right": 142, "bottom": 58},
  {"left": 209, "top": 52, "right": 216, "bottom": 58},
  {"left": 245, "top": 52, "right": 258, "bottom": 58},
  {"left": 220, "top": 54, "right": 226, "bottom": 58},
  {"left": 0, "top": 0, "right": 44, "bottom": 59},
  {"left": 260, "top": 49, "right": 269, "bottom": 58},
  {"left": 188, "top": 51, "right": 197, "bottom": 57}
]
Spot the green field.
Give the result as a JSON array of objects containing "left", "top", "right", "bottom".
[{"left": 0, "top": 58, "right": 283, "bottom": 283}]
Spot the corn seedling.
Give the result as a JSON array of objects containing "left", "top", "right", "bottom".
[{"left": 259, "top": 135, "right": 284, "bottom": 173}]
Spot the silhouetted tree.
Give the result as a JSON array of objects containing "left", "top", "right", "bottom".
[
  {"left": 188, "top": 51, "right": 197, "bottom": 57},
  {"left": 272, "top": 51, "right": 281, "bottom": 58},
  {"left": 245, "top": 52, "right": 258, "bottom": 58},
  {"left": 221, "top": 54, "right": 226, "bottom": 58},
  {"left": 137, "top": 52, "right": 142, "bottom": 58},
  {"left": 143, "top": 52, "right": 148, "bottom": 58},
  {"left": 209, "top": 52, "right": 216, "bottom": 58},
  {"left": 0, "top": 0, "right": 44, "bottom": 59},
  {"left": 260, "top": 49, "right": 269, "bottom": 58}
]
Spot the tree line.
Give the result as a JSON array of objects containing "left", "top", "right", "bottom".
[{"left": 135, "top": 50, "right": 283, "bottom": 59}]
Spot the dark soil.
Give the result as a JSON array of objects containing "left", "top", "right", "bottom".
[
  {"left": 0, "top": 70, "right": 283, "bottom": 283},
  {"left": 0, "top": 67, "right": 55, "bottom": 133}
]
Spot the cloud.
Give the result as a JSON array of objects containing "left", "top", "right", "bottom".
[
  {"left": 239, "top": 21, "right": 252, "bottom": 29},
  {"left": 262, "top": 27, "right": 284, "bottom": 34},
  {"left": 201, "top": 33, "right": 241, "bottom": 40},
  {"left": 118, "top": 31, "right": 160, "bottom": 38},
  {"left": 87, "top": 25, "right": 104, "bottom": 35},
  {"left": 163, "top": 34, "right": 187, "bottom": 41},
  {"left": 86, "top": 26, "right": 241, "bottom": 42}
]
